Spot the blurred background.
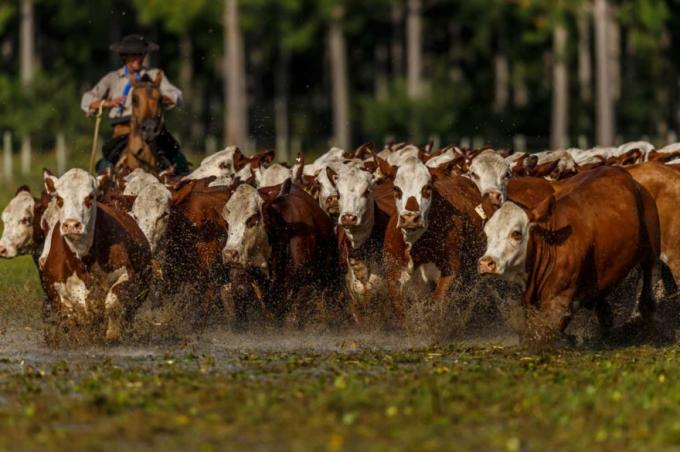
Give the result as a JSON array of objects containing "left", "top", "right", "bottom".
[{"left": 0, "top": 0, "right": 679, "bottom": 180}]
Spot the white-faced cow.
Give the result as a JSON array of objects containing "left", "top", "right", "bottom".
[
  {"left": 479, "top": 166, "right": 660, "bottom": 343},
  {"left": 41, "top": 168, "right": 151, "bottom": 344}
]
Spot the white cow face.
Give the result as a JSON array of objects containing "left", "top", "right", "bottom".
[
  {"left": 479, "top": 202, "right": 531, "bottom": 281},
  {"left": 183, "top": 146, "right": 242, "bottom": 180},
  {"left": 333, "top": 166, "right": 374, "bottom": 228},
  {"left": 130, "top": 183, "right": 171, "bottom": 254},
  {"left": 0, "top": 189, "right": 36, "bottom": 258},
  {"left": 123, "top": 169, "right": 160, "bottom": 196},
  {"left": 45, "top": 168, "right": 97, "bottom": 257},
  {"left": 258, "top": 164, "right": 292, "bottom": 189},
  {"left": 393, "top": 157, "right": 433, "bottom": 238},
  {"left": 468, "top": 150, "right": 511, "bottom": 207},
  {"left": 221, "top": 184, "right": 271, "bottom": 270},
  {"left": 479, "top": 196, "right": 555, "bottom": 283}
]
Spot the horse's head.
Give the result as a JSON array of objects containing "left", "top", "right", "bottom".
[{"left": 131, "top": 72, "right": 163, "bottom": 142}]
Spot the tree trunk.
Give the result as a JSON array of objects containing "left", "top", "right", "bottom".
[
  {"left": 406, "top": 0, "right": 422, "bottom": 99},
  {"left": 493, "top": 52, "right": 509, "bottom": 113},
  {"left": 550, "top": 23, "right": 569, "bottom": 150},
  {"left": 20, "top": 0, "right": 34, "bottom": 175},
  {"left": 223, "top": 0, "right": 248, "bottom": 147},
  {"left": 328, "top": 4, "right": 350, "bottom": 150},
  {"left": 390, "top": 1, "right": 404, "bottom": 78},
  {"left": 274, "top": 45, "right": 290, "bottom": 162},
  {"left": 375, "top": 44, "right": 388, "bottom": 101},
  {"left": 594, "top": 0, "right": 614, "bottom": 146},
  {"left": 607, "top": 5, "right": 620, "bottom": 102},
  {"left": 577, "top": 4, "right": 592, "bottom": 102},
  {"left": 179, "top": 33, "right": 197, "bottom": 145}
]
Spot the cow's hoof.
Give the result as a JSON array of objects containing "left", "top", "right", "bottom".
[{"left": 105, "top": 326, "right": 121, "bottom": 343}]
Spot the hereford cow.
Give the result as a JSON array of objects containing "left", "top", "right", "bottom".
[
  {"left": 221, "top": 179, "right": 341, "bottom": 326},
  {"left": 479, "top": 166, "right": 660, "bottom": 343},
  {"left": 327, "top": 164, "right": 394, "bottom": 322},
  {"left": 378, "top": 156, "right": 485, "bottom": 327},
  {"left": 468, "top": 149, "right": 511, "bottom": 209},
  {"left": 41, "top": 168, "right": 151, "bottom": 344}
]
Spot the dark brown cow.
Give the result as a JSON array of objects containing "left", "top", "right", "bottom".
[
  {"left": 221, "top": 180, "right": 341, "bottom": 326},
  {"left": 479, "top": 166, "right": 660, "bottom": 343},
  {"left": 41, "top": 168, "right": 151, "bottom": 344}
]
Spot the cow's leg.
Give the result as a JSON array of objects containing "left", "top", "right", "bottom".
[
  {"left": 524, "top": 295, "right": 573, "bottom": 344},
  {"left": 638, "top": 260, "right": 658, "bottom": 324},
  {"left": 104, "top": 269, "right": 131, "bottom": 343},
  {"left": 595, "top": 299, "right": 614, "bottom": 336},
  {"left": 433, "top": 274, "right": 454, "bottom": 301}
]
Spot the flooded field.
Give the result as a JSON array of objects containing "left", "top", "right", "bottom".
[{"left": 3, "top": 257, "right": 680, "bottom": 450}]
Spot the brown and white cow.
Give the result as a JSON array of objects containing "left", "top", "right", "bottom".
[
  {"left": 378, "top": 156, "right": 485, "bottom": 327},
  {"left": 327, "top": 164, "right": 395, "bottom": 322},
  {"left": 468, "top": 149, "right": 511, "bottom": 209},
  {"left": 41, "top": 168, "right": 151, "bottom": 344},
  {"left": 221, "top": 180, "right": 341, "bottom": 325},
  {"left": 479, "top": 166, "right": 660, "bottom": 343}
]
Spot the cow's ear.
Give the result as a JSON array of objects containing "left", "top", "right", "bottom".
[
  {"left": 363, "top": 160, "right": 377, "bottom": 174},
  {"left": 293, "top": 152, "right": 305, "bottom": 182},
  {"left": 528, "top": 195, "right": 555, "bottom": 223},
  {"left": 15, "top": 185, "right": 31, "bottom": 195},
  {"left": 96, "top": 167, "right": 112, "bottom": 191},
  {"left": 326, "top": 166, "right": 338, "bottom": 187},
  {"left": 524, "top": 155, "right": 538, "bottom": 171},
  {"left": 233, "top": 147, "right": 250, "bottom": 171},
  {"left": 171, "top": 179, "right": 196, "bottom": 205},
  {"left": 154, "top": 70, "right": 163, "bottom": 87},
  {"left": 43, "top": 169, "right": 58, "bottom": 195},
  {"left": 277, "top": 178, "right": 293, "bottom": 199},
  {"left": 355, "top": 142, "right": 374, "bottom": 160},
  {"left": 374, "top": 155, "right": 395, "bottom": 178}
]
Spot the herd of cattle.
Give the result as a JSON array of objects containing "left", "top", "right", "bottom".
[{"left": 2, "top": 140, "right": 680, "bottom": 345}]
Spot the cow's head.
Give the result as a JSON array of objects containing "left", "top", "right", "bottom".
[
  {"left": 478, "top": 196, "right": 556, "bottom": 282},
  {"left": 331, "top": 166, "right": 375, "bottom": 247},
  {"left": 221, "top": 183, "right": 272, "bottom": 270},
  {"left": 130, "top": 183, "right": 171, "bottom": 254},
  {"left": 467, "top": 149, "right": 511, "bottom": 208},
  {"left": 44, "top": 168, "right": 99, "bottom": 257},
  {"left": 0, "top": 186, "right": 36, "bottom": 258},
  {"left": 390, "top": 157, "right": 433, "bottom": 241},
  {"left": 123, "top": 168, "right": 160, "bottom": 196},
  {"left": 183, "top": 146, "right": 243, "bottom": 180}
]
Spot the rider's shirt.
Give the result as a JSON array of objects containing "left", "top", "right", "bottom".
[{"left": 80, "top": 66, "right": 183, "bottom": 119}]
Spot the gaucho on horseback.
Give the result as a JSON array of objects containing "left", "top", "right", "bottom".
[{"left": 80, "top": 34, "right": 190, "bottom": 175}]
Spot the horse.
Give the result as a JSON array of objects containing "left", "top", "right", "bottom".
[{"left": 115, "top": 71, "right": 166, "bottom": 175}]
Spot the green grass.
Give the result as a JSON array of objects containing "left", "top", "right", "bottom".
[{"left": 2, "top": 342, "right": 680, "bottom": 450}]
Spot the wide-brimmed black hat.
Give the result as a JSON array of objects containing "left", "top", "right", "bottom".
[{"left": 109, "top": 34, "right": 159, "bottom": 54}]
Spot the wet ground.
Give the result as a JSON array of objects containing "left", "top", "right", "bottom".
[{"left": 2, "top": 257, "right": 680, "bottom": 450}]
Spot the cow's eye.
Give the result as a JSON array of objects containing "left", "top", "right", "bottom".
[
  {"left": 363, "top": 188, "right": 371, "bottom": 197},
  {"left": 56, "top": 196, "right": 64, "bottom": 208},
  {"left": 504, "top": 169, "right": 512, "bottom": 179},
  {"left": 470, "top": 172, "right": 479, "bottom": 180},
  {"left": 246, "top": 213, "right": 260, "bottom": 227},
  {"left": 511, "top": 230, "right": 522, "bottom": 242},
  {"left": 422, "top": 184, "right": 432, "bottom": 198},
  {"left": 393, "top": 186, "right": 403, "bottom": 199},
  {"left": 84, "top": 195, "right": 94, "bottom": 207},
  {"left": 21, "top": 217, "right": 31, "bottom": 225},
  {"left": 219, "top": 161, "right": 231, "bottom": 170}
]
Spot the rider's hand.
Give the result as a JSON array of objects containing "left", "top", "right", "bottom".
[{"left": 107, "top": 96, "right": 127, "bottom": 108}]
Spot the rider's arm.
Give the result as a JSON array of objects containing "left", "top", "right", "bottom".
[
  {"left": 154, "top": 70, "right": 183, "bottom": 110},
  {"left": 81, "top": 72, "right": 114, "bottom": 116}
]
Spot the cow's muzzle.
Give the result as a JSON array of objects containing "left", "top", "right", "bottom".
[
  {"left": 340, "top": 213, "right": 359, "bottom": 227},
  {"left": 485, "top": 190, "right": 503, "bottom": 208},
  {"left": 222, "top": 248, "right": 239, "bottom": 263},
  {"left": 61, "top": 219, "right": 84, "bottom": 237},
  {"left": 398, "top": 211, "right": 423, "bottom": 230},
  {"left": 478, "top": 256, "right": 498, "bottom": 274},
  {"left": 0, "top": 242, "right": 14, "bottom": 258}
]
